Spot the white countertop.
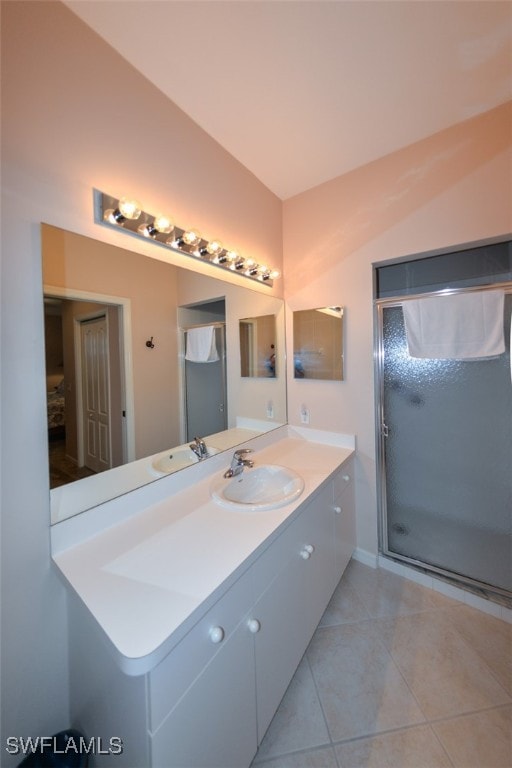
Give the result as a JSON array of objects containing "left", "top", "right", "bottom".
[{"left": 52, "top": 427, "right": 355, "bottom": 675}]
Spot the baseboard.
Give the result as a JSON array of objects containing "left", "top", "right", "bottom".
[
  {"left": 378, "top": 554, "right": 512, "bottom": 624},
  {"left": 352, "top": 547, "right": 378, "bottom": 569}
]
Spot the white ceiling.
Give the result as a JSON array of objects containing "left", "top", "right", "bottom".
[{"left": 65, "top": 1, "right": 512, "bottom": 200}]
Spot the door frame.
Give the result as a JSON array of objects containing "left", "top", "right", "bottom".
[
  {"left": 374, "top": 282, "right": 512, "bottom": 599},
  {"left": 44, "top": 284, "right": 135, "bottom": 463}
]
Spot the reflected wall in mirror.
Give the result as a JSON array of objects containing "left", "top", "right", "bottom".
[
  {"left": 42, "top": 224, "right": 286, "bottom": 523},
  {"left": 293, "top": 307, "right": 344, "bottom": 380},
  {"left": 239, "top": 314, "right": 277, "bottom": 378}
]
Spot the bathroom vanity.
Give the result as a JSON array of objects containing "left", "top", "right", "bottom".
[{"left": 52, "top": 427, "right": 355, "bottom": 767}]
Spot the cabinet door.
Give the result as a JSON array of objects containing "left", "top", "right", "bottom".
[
  {"left": 299, "top": 483, "right": 338, "bottom": 637},
  {"left": 252, "top": 546, "right": 306, "bottom": 743},
  {"left": 333, "top": 461, "right": 356, "bottom": 579},
  {"left": 251, "top": 486, "right": 336, "bottom": 744},
  {"left": 150, "top": 618, "right": 257, "bottom": 768}
]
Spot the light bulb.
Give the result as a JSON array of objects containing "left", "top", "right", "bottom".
[
  {"left": 206, "top": 240, "right": 223, "bottom": 256},
  {"left": 269, "top": 269, "right": 281, "bottom": 280},
  {"left": 182, "top": 228, "right": 201, "bottom": 247},
  {"left": 225, "top": 250, "right": 239, "bottom": 262},
  {"left": 153, "top": 214, "right": 174, "bottom": 234},
  {"left": 118, "top": 197, "right": 142, "bottom": 221}
]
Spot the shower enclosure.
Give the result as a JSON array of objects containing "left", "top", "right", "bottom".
[{"left": 375, "top": 242, "right": 512, "bottom": 603}]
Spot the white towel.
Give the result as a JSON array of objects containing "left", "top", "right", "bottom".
[
  {"left": 185, "top": 326, "right": 219, "bottom": 363},
  {"left": 403, "top": 289, "right": 505, "bottom": 360}
]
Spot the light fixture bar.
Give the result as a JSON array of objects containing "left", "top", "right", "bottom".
[{"left": 93, "top": 190, "right": 279, "bottom": 287}]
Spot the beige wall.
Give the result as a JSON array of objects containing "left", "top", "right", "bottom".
[{"left": 284, "top": 101, "right": 512, "bottom": 556}]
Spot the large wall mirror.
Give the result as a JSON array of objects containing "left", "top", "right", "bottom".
[
  {"left": 42, "top": 224, "right": 286, "bottom": 523},
  {"left": 293, "top": 307, "right": 344, "bottom": 380}
]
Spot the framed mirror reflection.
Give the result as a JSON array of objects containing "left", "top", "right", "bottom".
[
  {"left": 293, "top": 307, "right": 344, "bottom": 380},
  {"left": 239, "top": 314, "right": 277, "bottom": 378},
  {"left": 42, "top": 224, "right": 286, "bottom": 523}
]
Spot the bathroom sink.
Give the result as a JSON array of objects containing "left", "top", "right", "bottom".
[
  {"left": 210, "top": 465, "right": 305, "bottom": 512},
  {"left": 150, "top": 446, "right": 219, "bottom": 476}
]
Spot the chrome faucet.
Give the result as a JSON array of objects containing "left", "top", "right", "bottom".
[
  {"left": 189, "top": 436, "right": 209, "bottom": 461},
  {"left": 223, "top": 448, "right": 254, "bottom": 478}
]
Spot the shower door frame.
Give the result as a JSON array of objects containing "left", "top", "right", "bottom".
[{"left": 374, "top": 282, "right": 512, "bottom": 600}]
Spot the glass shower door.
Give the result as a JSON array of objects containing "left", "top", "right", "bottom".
[{"left": 379, "top": 292, "right": 512, "bottom": 597}]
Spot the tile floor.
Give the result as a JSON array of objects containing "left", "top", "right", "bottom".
[{"left": 251, "top": 560, "right": 512, "bottom": 768}]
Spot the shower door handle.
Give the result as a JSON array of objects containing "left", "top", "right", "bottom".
[{"left": 381, "top": 422, "right": 389, "bottom": 438}]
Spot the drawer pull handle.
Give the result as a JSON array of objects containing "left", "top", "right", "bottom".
[
  {"left": 300, "top": 544, "right": 314, "bottom": 560},
  {"left": 209, "top": 626, "right": 225, "bottom": 644},
  {"left": 247, "top": 619, "right": 261, "bottom": 634},
  {"left": 334, "top": 505, "right": 342, "bottom": 514},
  {"left": 342, "top": 474, "right": 351, "bottom": 482}
]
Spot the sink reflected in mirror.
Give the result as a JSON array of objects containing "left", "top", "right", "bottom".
[
  {"left": 210, "top": 465, "right": 304, "bottom": 512},
  {"left": 150, "top": 445, "right": 220, "bottom": 476}
]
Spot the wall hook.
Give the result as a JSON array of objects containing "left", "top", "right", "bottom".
[{"left": 146, "top": 337, "right": 155, "bottom": 349}]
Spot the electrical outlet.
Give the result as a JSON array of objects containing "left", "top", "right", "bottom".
[
  {"left": 266, "top": 401, "right": 274, "bottom": 419},
  {"left": 300, "top": 405, "right": 310, "bottom": 424}
]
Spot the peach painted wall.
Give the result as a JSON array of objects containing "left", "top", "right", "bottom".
[
  {"left": 283, "top": 101, "right": 512, "bottom": 557},
  {"left": 1, "top": 0, "right": 281, "bottom": 755}
]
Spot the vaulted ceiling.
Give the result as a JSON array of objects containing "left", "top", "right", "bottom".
[{"left": 65, "top": 1, "right": 512, "bottom": 199}]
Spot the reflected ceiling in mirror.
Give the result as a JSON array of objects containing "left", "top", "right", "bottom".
[
  {"left": 42, "top": 224, "right": 286, "bottom": 523},
  {"left": 293, "top": 307, "right": 344, "bottom": 380}
]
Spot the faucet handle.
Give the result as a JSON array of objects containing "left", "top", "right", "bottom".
[{"left": 234, "top": 448, "right": 254, "bottom": 458}]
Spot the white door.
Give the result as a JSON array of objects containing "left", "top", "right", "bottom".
[{"left": 81, "top": 315, "right": 111, "bottom": 473}]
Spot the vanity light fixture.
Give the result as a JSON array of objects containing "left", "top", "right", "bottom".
[{"left": 94, "top": 190, "right": 280, "bottom": 286}]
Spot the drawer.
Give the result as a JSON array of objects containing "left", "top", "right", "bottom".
[
  {"left": 333, "top": 459, "right": 354, "bottom": 502},
  {"left": 149, "top": 566, "right": 254, "bottom": 732}
]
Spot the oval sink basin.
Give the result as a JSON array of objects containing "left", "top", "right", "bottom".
[
  {"left": 150, "top": 446, "right": 219, "bottom": 476},
  {"left": 211, "top": 464, "right": 305, "bottom": 512}
]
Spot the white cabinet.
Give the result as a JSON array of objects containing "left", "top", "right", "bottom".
[
  {"left": 332, "top": 458, "right": 356, "bottom": 579},
  {"left": 150, "top": 619, "right": 257, "bottom": 768},
  {"left": 68, "top": 455, "right": 356, "bottom": 767},
  {"left": 149, "top": 569, "right": 257, "bottom": 768}
]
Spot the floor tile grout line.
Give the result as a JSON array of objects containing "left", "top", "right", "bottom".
[
  {"left": 303, "top": 647, "right": 343, "bottom": 768},
  {"left": 251, "top": 740, "right": 336, "bottom": 766},
  {"left": 425, "top": 701, "right": 512, "bottom": 727}
]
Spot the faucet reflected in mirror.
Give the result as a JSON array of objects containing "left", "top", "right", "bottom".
[
  {"left": 189, "top": 437, "right": 209, "bottom": 460},
  {"left": 42, "top": 224, "right": 286, "bottom": 523}
]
